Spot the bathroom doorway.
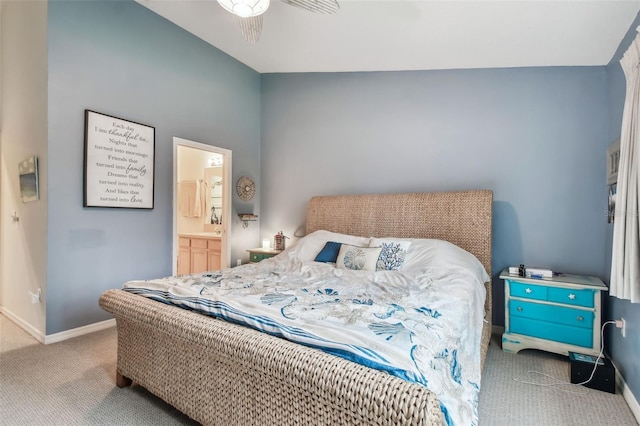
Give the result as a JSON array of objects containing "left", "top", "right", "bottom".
[{"left": 173, "top": 137, "right": 231, "bottom": 275}]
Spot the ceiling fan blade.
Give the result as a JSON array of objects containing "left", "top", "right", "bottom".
[
  {"left": 280, "top": 0, "right": 339, "bottom": 14},
  {"left": 238, "top": 15, "right": 263, "bottom": 44}
]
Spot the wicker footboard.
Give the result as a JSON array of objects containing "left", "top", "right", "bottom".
[{"left": 99, "top": 289, "right": 442, "bottom": 426}]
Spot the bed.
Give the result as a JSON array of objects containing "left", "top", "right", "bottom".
[{"left": 99, "top": 190, "right": 493, "bottom": 426}]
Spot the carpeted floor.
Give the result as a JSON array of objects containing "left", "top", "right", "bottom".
[
  {"left": 478, "top": 333, "right": 638, "bottom": 425},
  {"left": 0, "top": 315, "right": 197, "bottom": 426},
  {"left": 1, "top": 314, "right": 637, "bottom": 425}
]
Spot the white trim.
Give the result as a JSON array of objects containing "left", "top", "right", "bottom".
[
  {"left": 43, "top": 318, "right": 116, "bottom": 345},
  {"left": 0, "top": 306, "right": 45, "bottom": 343},
  {"left": 614, "top": 361, "right": 640, "bottom": 424},
  {"left": 172, "top": 138, "right": 232, "bottom": 275},
  {"left": 0, "top": 307, "right": 116, "bottom": 345}
]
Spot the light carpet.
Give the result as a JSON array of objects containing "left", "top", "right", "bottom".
[
  {"left": 0, "top": 314, "right": 637, "bottom": 425},
  {"left": 478, "top": 334, "right": 637, "bottom": 425}
]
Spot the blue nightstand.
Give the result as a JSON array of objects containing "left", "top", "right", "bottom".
[{"left": 500, "top": 268, "right": 607, "bottom": 356}]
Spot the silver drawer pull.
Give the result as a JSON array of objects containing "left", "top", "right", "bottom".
[
  {"left": 525, "top": 288, "right": 532, "bottom": 294},
  {"left": 577, "top": 316, "right": 584, "bottom": 321},
  {"left": 568, "top": 293, "right": 576, "bottom": 300},
  {"left": 517, "top": 307, "right": 523, "bottom": 312}
]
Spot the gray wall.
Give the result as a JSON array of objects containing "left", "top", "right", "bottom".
[
  {"left": 261, "top": 68, "right": 609, "bottom": 326},
  {"left": 606, "top": 11, "right": 640, "bottom": 406},
  {"left": 46, "top": 0, "right": 261, "bottom": 334},
  {"left": 39, "top": 0, "right": 640, "bottom": 406}
]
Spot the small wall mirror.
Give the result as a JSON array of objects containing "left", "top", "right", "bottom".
[{"left": 204, "top": 162, "right": 223, "bottom": 233}]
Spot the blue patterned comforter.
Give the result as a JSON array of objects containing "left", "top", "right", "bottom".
[{"left": 123, "top": 250, "right": 486, "bottom": 426}]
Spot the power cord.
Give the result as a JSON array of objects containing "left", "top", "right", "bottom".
[{"left": 512, "top": 320, "right": 617, "bottom": 393}]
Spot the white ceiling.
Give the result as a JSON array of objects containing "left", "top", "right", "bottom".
[{"left": 137, "top": 0, "right": 640, "bottom": 73}]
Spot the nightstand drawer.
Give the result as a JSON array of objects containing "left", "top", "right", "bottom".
[
  {"left": 250, "top": 253, "right": 266, "bottom": 262},
  {"left": 509, "top": 281, "right": 548, "bottom": 301},
  {"left": 510, "top": 317, "right": 593, "bottom": 348},
  {"left": 548, "top": 287, "right": 594, "bottom": 308},
  {"left": 509, "top": 300, "right": 593, "bottom": 329}
]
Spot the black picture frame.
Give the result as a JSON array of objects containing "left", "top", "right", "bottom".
[{"left": 84, "top": 110, "right": 155, "bottom": 209}]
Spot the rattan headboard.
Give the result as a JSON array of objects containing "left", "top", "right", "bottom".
[
  {"left": 305, "top": 190, "right": 493, "bottom": 277},
  {"left": 306, "top": 190, "right": 494, "bottom": 367}
]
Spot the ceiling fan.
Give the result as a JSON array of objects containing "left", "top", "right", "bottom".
[{"left": 217, "top": 0, "right": 340, "bottom": 44}]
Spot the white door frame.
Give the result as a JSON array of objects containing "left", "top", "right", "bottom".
[{"left": 172, "top": 137, "right": 232, "bottom": 274}]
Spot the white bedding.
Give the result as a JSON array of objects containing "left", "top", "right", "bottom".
[{"left": 124, "top": 231, "right": 488, "bottom": 426}]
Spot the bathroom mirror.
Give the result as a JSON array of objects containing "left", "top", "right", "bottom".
[{"left": 204, "top": 165, "right": 223, "bottom": 233}]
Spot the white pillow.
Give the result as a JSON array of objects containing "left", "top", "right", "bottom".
[
  {"left": 369, "top": 238, "right": 412, "bottom": 271},
  {"left": 287, "top": 230, "right": 370, "bottom": 262},
  {"left": 402, "top": 238, "right": 490, "bottom": 283},
  {"left": 336, "top": 244, "right": 382, "bottom": 271}
]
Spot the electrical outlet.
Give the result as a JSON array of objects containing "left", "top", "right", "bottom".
[
  {"left": 237, "top": 258, "right": 242, "bottom": 266},
  {"left": 29, "top": 288, "right": 41, "bottom": 304},
  {"left": 616, "top": 318, "right": 626, "bottom": 338}
]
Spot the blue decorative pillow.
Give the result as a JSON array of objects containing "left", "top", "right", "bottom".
[
  {"left": 370, "top": 238, "right": 412, "bottom": 271},
  {"left": 314, "top": 241, "right": 343, "bottom": 263}
]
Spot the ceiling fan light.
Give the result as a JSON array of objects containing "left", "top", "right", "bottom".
[
  {"left": 233, "top": 3, "right": 253, "bottom": 17},
  {"left": 217, "top": 0, "right": 270, "bottom": 18},
  {"left": 239, "top": 15, "right": 263, "bottom": 44}
]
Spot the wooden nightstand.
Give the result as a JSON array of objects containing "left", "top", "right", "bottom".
[
  {"left": 247, "top": 248, "right": 282, "bottom": 263},
  {"left": 500, "top": 268, "right": 607, "bottom": 356}
]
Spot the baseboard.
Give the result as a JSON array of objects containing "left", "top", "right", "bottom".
[
  {"left": 44, "top": 318, "right": 116, "bottom": 345},
  {"left": 615, "top": 365, "right": 640, "bottom": 424},
  {"left": 0, "top": 306, "right": 116, "bottom": 345},
  {"left": 0, "top": 306, "right": 45, "bottom": 343}
]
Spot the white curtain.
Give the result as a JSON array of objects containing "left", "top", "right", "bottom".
[{"left": 611, "top": 31, "right": 640, "bottom": 303}]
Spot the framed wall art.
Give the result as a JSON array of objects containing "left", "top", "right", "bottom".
[
  {"left": 19, "top": 156, "right": 39, "bottom": 203},
  {"left": 607, "top": 138, "right": 620, "bottom": 185},
  {"left": 84, "top": 110, "right": 155, "bottom": 209},
  {"left": 608, "top": 183, "right": 617, "bottom": 224}
]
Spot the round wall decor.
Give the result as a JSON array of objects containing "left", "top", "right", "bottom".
[{"left": 236, "top": 176, "right": 256, "bottom": 201}]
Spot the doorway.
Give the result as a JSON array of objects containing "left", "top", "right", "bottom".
[{"left": 173, "top": 137, "right": 232, "bottom": 275}]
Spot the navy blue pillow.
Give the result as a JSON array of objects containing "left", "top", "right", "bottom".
[{"left": 314, "top": 241, "right": 343, "bottom": 263}]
